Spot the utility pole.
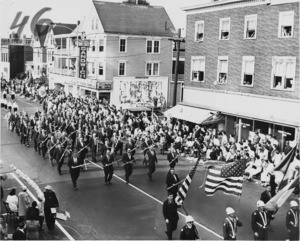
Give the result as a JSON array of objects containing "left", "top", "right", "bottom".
[{"left": 169, "top": 28, "right": 185, "bottom": 107}]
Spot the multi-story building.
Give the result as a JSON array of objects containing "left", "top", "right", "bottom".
[
  {"left": 168, "top": 0, "right": 299, "bottom": 149},
  {"left": 0, "top": 34, "right": 33, "bottom": 80},
  {"left": 49, "top": 0, "right": 175, "bottom": 108}
]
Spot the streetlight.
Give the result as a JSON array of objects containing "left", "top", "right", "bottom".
[{"left": 50, "top": 23, "right": 80, "bottom": 97}]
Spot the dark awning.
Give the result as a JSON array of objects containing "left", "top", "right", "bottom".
[{"left": 202, "top": 113, "right": 225, "bottom": 125}]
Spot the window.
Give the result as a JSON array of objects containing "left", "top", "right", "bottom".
[
  {"left": 244, "top": 15, "right": 257, "bottom": 39},
  {"left": 191, "top": 56, "right": 205, "bottom": 82},
  {"left": 91, "top": 40, "right": 96, "bottom": 51},
  {"left": 241, "top": 56, "right": 255, "bottom": 86},
  {"left": 99, "top": 62, "right": 104, "bottom": 76},
  {"left": 88, "top": 62, "right": 95, "bottom": 76},
  {"left": 146, "top": 40, "right": 160, "bottom": 53},
  {"left": 217, "top": 57, "right": 228, "bottom": 84},
  {"left": 146, "top": 62, "right": 159, "bottom": 76},
  {"left": 119, "top": 38, "right": 127, "bottom": 53},
  {"left": 99, "top": 39, "right": 104, "bottom": 52},
  {"left": 91, "top": 19, "right": 94, "bottom": 30},
  {"left": 219, "top": 18, "right": 230, "bottom": 40},
  {"left": 278, "top": 11, "right": 294, "bottom": 38},
  {"left": 271, "top": 57, "right": 295, "bottom": 91},
  {"left": 195, "top": 21, "right": 204, "bottom": 42},
  {"left": 119, "top": 62, "right": 126, "bottom": 76},
  {"left": 95, "top": 19, "right": 99, "bottom": 30}
]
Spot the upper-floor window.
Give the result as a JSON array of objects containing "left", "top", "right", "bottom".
[
  {"left": 119, "top": 62, "right": 126, "bottom": 76},
  {"left": 271, "top": 57, "right": 295, "bottom": 91},
  {"left": 217, "top": 56, "right": 228, "bottom": 84},
  {"left": 88, "top": 62, "right": 95, "bottom": 76},
  {"left": 99, "top": 39, "right": 104, "bottom": 52},
  {"left": 119, "top": 38, "right": 127, "bottom": 53},
  {"left": 241, "top": 56, "right": 255, "bottom": 87},
  {"left": 191, "top": 56, "right": 205, "bottom": 82},
  {"left": 146, "top": 40, "right": 160, "bottom": 54},
  {"left": 91, "top": 19, "right": 94, "bottom": 30},
  {"left": 95, "top": 19, "right": 99, "bottom": 30},
  {"left": 99, "top": 62, "right": 104, "bottom": 76},
  {"left": 244, "top": 15, "right": 257, "bottom": 39},
  {"left": 219, "top": 18, "right": 230, "bottom": 40},
  {"left": 195, "top": 21, "right": 204, "bottom": 42},
  {"left": 278, "top": 11, "right": 294, "bottom": 38},
  {"left": 91, "top": 40, "right": 96, "bottom": 51},
  {"left": 146, "top": 62, "right": 159, "bottom": 76}
]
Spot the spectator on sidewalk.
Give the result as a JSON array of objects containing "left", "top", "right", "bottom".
[
  {"left": 18, "top": 186, "right": 30, "bottom": 218},
  {"left": 6, "top": 188, "right": 18, "bottom": 212}
]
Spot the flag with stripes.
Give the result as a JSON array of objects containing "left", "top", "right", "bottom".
[
  {"left": 175, "top": 159, "right": 200, "bottom": 204},
  {"left": 205, "top": 160, "right": 245, "bottom": 197}
]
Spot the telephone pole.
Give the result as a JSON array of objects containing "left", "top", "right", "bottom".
[{"left": 169, "top": 28, "right": 185, "bottom": 107}]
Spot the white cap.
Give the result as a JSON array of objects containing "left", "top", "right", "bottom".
[
  {"left": 257, "top": 200, "right": 265, "bottom": 207},
  {"left": 186, "top": 215, "right": 194, "bottom": 223},
  {"left": 45, "top": 185, "right": 52, "bottom": 190},
  {"left": 290, "top": 200, "right": 298, "bottom": 207},
  {"left": 226, "top": 207, "right": 235, "bottom": 215}
]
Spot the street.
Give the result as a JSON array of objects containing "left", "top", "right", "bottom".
[{"left": 0, "top": 94, "right": 294, "bottom": 240}]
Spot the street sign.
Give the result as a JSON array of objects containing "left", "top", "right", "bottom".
[{"left": 77, "top": 39, "right": 90, "bottom": 47}]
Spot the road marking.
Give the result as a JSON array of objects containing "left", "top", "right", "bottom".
[
  {"left": 87, "top": 160, "right": 223, "bottom": 240},
  {"left": 9, "top": 172, "right": 75, "bottom": 241}
]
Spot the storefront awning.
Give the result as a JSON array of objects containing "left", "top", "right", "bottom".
[
  {"left": 202, "top": 113, "right": 225, "bottom": 125},
  {"left": 164, "top": 104, "right": 213, "bottom": 124}
]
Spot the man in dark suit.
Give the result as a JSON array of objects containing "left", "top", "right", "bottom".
[
  {"left": 68, "top": 152, "right": 81, "bottom": 191},
  {"left": 54, "top": 143, "right": 65, "bottom": 175},
  {"left": 12, "top": 220, "right": 26, "bottom": 240},
  {"left": 162, "top": 192, "right": 181, "bottom": 240},
  {"left": 102, "top": 149, "right": 114, "bottom": 185},
  {"left": 122, "top": 148, "right": 135, "bottom": 184},
  {"left": 167, "top": 147, "right": 178, "bottom": 169},
  {"left": 76, "top": 137, "right": 88, "bottom": 165},
  {"left": 260, "top": 185, "right": 272, "bottom": 204},
  {"left": 43, "top": 185, "right": 59, "bottom": 232},
  {"left": 166, "top": 168, "right": 180, "bottom": 198}
]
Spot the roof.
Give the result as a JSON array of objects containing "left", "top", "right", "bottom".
[
  {"left": 51, "top": 23, "right": 77, "bottom": 35},
  {"left": 93, "top": 1, "right": 175, "bottom": 37},
  {"left": 36, "top": 25, "right": 50, "bottom": 47}
]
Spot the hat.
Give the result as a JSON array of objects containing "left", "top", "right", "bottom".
[
  {"left": 226, "top": 207, "right": 235, "bottom": 215},
  {"left": 290, "top": 200, "right": 298, "bottom": 207},
  {"left": 185, "top": 215, "right": 194, "bottom": 223},
  {"left": 45, "top": 185, "right": 52, "bottom": 190},
  {"left": 257, "top": 200, "right": 265, "bottom": 207},
  {"left": 21, "top": 186, "right": 27, "bottom": 191}
]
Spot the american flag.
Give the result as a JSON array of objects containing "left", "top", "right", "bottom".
[
  {"left": 205, "top": 160, "right": 245, "bottom": 197},
  {"left": 175, "top": 159, "right": 200, "bottom": 204}
]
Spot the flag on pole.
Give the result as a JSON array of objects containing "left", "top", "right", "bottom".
[
  {"left": 265, "top": 174, "right": 299, "bottom": 212},
  {"left": 205, "top": 160, "right": 245, "bottom": 197},
  {"left": 175, "top": 159, "right": 200, "bottom": 204},
  {"left": 274, "top": 146, "right": 297, "bottom": 189}
]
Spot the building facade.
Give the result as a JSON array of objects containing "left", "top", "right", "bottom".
[
  {"left": 179, "top": 0, "right": 299, "bottom": 149},
  {"left": 48, "top": 1, "right": 175, "bottom": 109}
]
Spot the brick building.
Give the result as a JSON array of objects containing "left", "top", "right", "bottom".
[{"left": 167, "top": 0, "right": 299, "bottom": 149}]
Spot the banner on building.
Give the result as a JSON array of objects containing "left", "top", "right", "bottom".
[{"left": 78, "top": 46, "right": 87, "bottom": 79}]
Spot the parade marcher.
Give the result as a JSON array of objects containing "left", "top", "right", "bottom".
[
  {"left": 166, "top": 168, "right": 180, "bottom": 198},
  {"left": 286, "top": 200, "right": 299, "bottom": 241},
  {"left": 223, "top": 207, "right": 242, "bottom": 240},
  {"left": 167, "top": 147, "right": 178, "bottom": 169},
  {"left": 162, "top": 192, "right": 181, "bottom": 240},
  {"left": 260, "top": 185, "right": 272, "bottom": 204},
  {"left": 90, "top": 133, "right": 98, "bottom": 162},
  {"left": 145, "top": 145, "right": 158, "bottom": 181},
  {"left": 54, "top": 143, "right": 65, "bottom": 175},
  {"left": 47, "top": 135, "right": 56, "bottom": 166},
  {"left": 43, "top": 185, "right": 59, "bottom": 232},
  {"left": 122, "top": 148, "right": 135, "bottom": 184},
  {"left": 102, "top": 149, "right": 114, "bottom": 185},
  {"left": 112, "top": 132, "right": 123, "bottom": 156},
  {"left": 68, "top": 152, "right": 81, "bottom": 191},
  {"left": 18, "top": 186, "right": 30, "bottom": 218},
  {"left": 180, "top": 215, "right": 200, "bottom": 240},
  {"left": 251, "top": 200, "right": 272, "bottom": 240},
  {"left": 39, "top": 129, "right": 49, "bottom": 159}
]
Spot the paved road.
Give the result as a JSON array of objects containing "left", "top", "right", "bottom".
[{"left": 0, "top": 93, "right": 295, "bottom": 240}]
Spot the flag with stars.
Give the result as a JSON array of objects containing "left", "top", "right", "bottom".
[
  {"left": 205, "top": 160, "right": 245, "bottom": 197},
  {"left": 175, "top": 159, "right": 200, "bottom": 205}
]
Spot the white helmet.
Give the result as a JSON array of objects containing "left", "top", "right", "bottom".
[
  {"left": 226, "top": 207, "right": 235, "bottom": 215},
  {"left": 257, "top": 200, "right": 265, "bottom": 207},
  {"left": 290, "top": 200, "right": 298, "bottom": 207},
  {"left": 186, "top": 215, "right": 194, "bottom": 223}
]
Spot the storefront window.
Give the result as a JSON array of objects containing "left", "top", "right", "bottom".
[{"left": 254, "top": 120, "right": 269, "bottom": 135}]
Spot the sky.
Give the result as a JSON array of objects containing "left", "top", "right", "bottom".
[{"left": 0, "top": 0, "right": 210, "bottom": 38}]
